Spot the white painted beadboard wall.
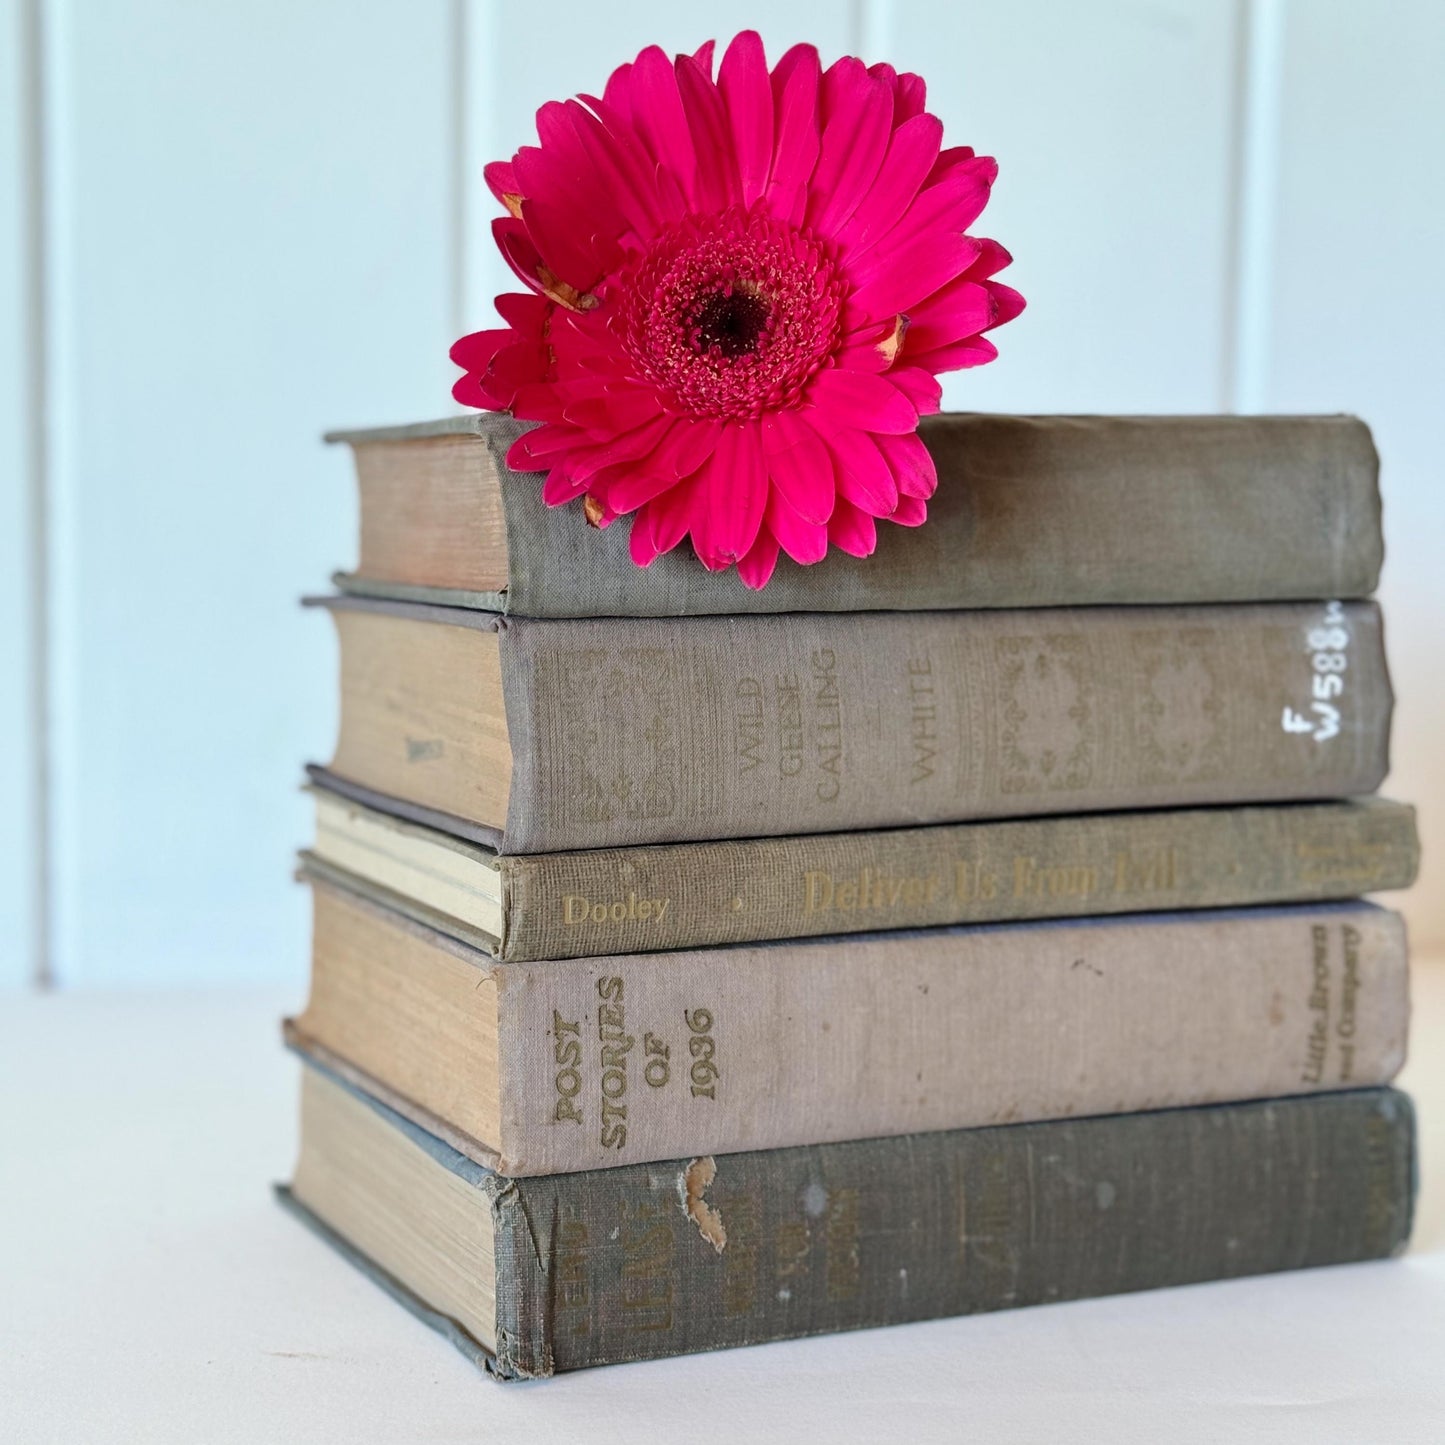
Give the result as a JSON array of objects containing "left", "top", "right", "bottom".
[{"left": 2, "top": 0, "right": 1441, "bottom": 988}]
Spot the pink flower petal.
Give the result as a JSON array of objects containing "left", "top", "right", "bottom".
[
  {"left": 565, "top": 99, "right": 665, "bottom": 237},
  {"left": 454, "top": 33, "right": 1026, "bottom": 588},
  {"left": 509, "top": 379, "right": 568, "bottom": 422},
  {"left": 719, "top": 30, "right": 773, "bottom": 207},
  {"left": 506, "top": 423, "right": 580, "bottom": 469},
  {"left": 608, "top": 467, "right": 688, "bottom": 513},
  {"left": 602, "top": 60, "right": 636, "bottom": 125},
  {"left": 449, "top": 327, "right": 513, "bottom": 371},
  {"left": 519, "top": 195, "right": 618, "bottom": 290},
  {"left": 676, "top": 54, "right": 738, "bottom": 213},
  {"left": 892, "top": 70, "right": 928, "bottom": 122},
  {"left": 834, "top": 113, "right": 943, "bottom": 256},
  {"left": 528, "top": 105, "right": 630, "bottom": 231},
  {"left": 823, "top": 427, "right": 899, "bottom": 516},
  {"left": 484, "top": 161, "right": 521, "bottom": 211},
  {"left": 827, "top": 498, "right": 877, "bottom": 558},
  {"left": 481, "top": 341, "right": 548, "bottom": 405},
  {"left": 806, "top": 59, "right": 893, "bottom": 236},
  {"left": 631, "top": 45, "right": 700, "bottom": 208},
  {"left": 648, "top": 471, "right": 700, "bottom": 554},
  {"left": 492, "top": 217, "right": 547, "bottom": 295},
  {"left": 926, "top": 143, "right": 976, "bottom": 182},
  {"left": 607, "top": 420, "right": 719, "bottom": 511},
  {"left": 766, "top": 488, "right": 830, "bottom": 563},
  {"left": 958, "top": 237, "right": 1011, "bottom": 281},
  {"left": 451, "top": 374, "right": 489, "bottom": 408},
  {"left": 872, "top": 430, "right": 938, "bottom": 499},
  {"left": 897, "top": 155, "right": 998, "bottom": 237},
  {"left": 760, "top": 408, "right": 835, "bottom": 524},
  {"left": 807, "top": 369, "right": 920, "bottom": 434},
  {"left": 564, "top": 413, "right": 674, "bottom": 482},
  {"left": 494, "top": 291, "right": 550, "bottom": 330},
  {"left": 652, "top": 416, "right": 724, "bottom": 477},
  {"left": 832, "top": 323, "right": 897, "bottom": 374},
  {"left": 905, "top": 278, "right": 995, "bottom": 350},
  {"left": 765, "top": 43, "right": 821, "bottom": 226},
  {"left": 889, "top": 493, "right": 929, "bottom": 527},
  {"left": 908, "top": 335, "right": 1000, "bottom": 372},
  {"left": 887, "top": 366, "right": 944, "bottom": 415},
  {"left": 737, "top": 530, "right": 781, "bottom": 589},
  {"left": 846, "top": 232, "right": 982, "bottom": 323},
  {"left": 628, "top": 507, "right": 660, "bottom": 567},
  {"left": 690, "top": 423, "right": 767, "bottom": 567},
  {"left": 984, "top": 280, "right": 1026, "bottom": 328},
  {"left": 541, "top": 459, "right": 591, "bottom": 505},
  {"left": 562, "top": 385, "right": 663, "bottom": 435}
]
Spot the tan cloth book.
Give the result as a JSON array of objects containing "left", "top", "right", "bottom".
[{"left": 287, "top": 876, "right": 1410, "bottom": 1177}]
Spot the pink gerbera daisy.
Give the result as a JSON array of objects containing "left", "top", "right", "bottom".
[{"left": 451, "top": 31, "right": 1024, "bottom": 589}]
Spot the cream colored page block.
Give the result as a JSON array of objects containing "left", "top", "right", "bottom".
[
  {"left": 311, "top": 791, "right": 503, "bottom": 937},
  {"left": 291, "top": 1068, "right": 497, "bottom": 1351},
  {"left": 331, "top": 610, "right": 511, "bottom": 827},
  {"left": 297, "top": 886, "right": 501, "bottom": 1146}
]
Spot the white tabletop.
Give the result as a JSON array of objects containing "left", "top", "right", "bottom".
[{"left": 4, "top": 967, "right": 1444, "bottom": 1445}]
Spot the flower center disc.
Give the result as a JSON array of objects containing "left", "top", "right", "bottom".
[
  {"left": 690, "top": 286, "right": 771, "bottom": 359},
  {"left": 620, "top": 208, "right": 844, "bottom": 419}
]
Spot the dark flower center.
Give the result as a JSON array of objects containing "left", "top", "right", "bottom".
[
  {"left": 618, "top": 207, "right": 845, "bottom": 419},
  {"left": 689, "top": 286, "right": 771, "bottom": 359}
]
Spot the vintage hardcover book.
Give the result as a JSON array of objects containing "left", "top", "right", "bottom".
[
  {"left": 287, "top": 877, "right": 1409, "bottom": 1176},
  {"left": 310, "top": 594, "right": 1392, "bottom": 853},
  {"left": 280, "top": 1062, "right": 1416, "bottom": 1378},
  {"left": 302, "top": 780, "right": 1420, "bottom": 961},
  {"left": 324, "top": 412, "right": 1383, "bottom": 617}
]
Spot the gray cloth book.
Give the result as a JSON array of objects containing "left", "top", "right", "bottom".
[
  {"left": 324, "top": 412, "right": 1382, "bottom": 617},
  {"left": 311, "top": 594, "right": 1393, "bottom": 853},
  {"left": 280, "top": 1057, "right": 1416, "bottom": 1379}
]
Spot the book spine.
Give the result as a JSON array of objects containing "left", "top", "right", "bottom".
[
  {"left": 498, "top": 600, "right": 1392, "bottom": 852},
  {"left": 487, "top": 1089, "right": 1415, "bottom": 1377},
  {"left": 489, "top": 903, "right": 1408, "bottom": 1175},
  {"left": 496, "top": 799, "right": 1419, "bottom": 960},
  {"left": 492, "top": 413, "right": 1383, "bottom": 617}
]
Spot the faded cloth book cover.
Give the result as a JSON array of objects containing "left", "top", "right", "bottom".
[
  {"left": 301, "top": 782, "right": 1420, "bottom": 961},
  {"left": 288, "top": 882, "right": 1409, "bottom": 1176},
  {"left": 280, "top": 1062, "right": 1416, "bottom": 1378},
  {"left": 311, "top": 596, "right": 1392, "bottom": 853},
  {"left": 326, "top": 412, "right": 1382, "bottom": 616}
]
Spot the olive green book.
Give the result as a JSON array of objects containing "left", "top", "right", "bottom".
[
  {"left": 301, "top": 779, "right": 1418, "bottom": 960},
  {"left": 324, "top": 411, "right": 1382, "bottom": 617},
  {"left": 279, "top": 1060, "right": 1415, "bottom": 1378}
]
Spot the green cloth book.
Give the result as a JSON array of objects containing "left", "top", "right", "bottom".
[
  {"left": 324, "top": 412, "right": 1382, "bottom": 617},
  {"left": 301, "top": 778, "right": 1419, "bottom": 960},
  {"left": 280, "top": 1058, "right": 1416, "bottom": 1379}
]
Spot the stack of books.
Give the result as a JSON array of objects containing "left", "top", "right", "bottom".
[{"left": 281, "top": 411, "right": 1419, "bottom": 1379}]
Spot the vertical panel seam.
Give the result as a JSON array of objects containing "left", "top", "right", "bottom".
[
  {"left": 1226, "top": 0, "right": 1286, "bottom": 413},
  {"left": 449, "top": 0, "right": 468, "bottom": 342},
  {"left": 20, "top": 0, "right": 51, "bottom": 990},
  {"left": 856, "top": 0, "right": 893, "bottom": 58}
]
